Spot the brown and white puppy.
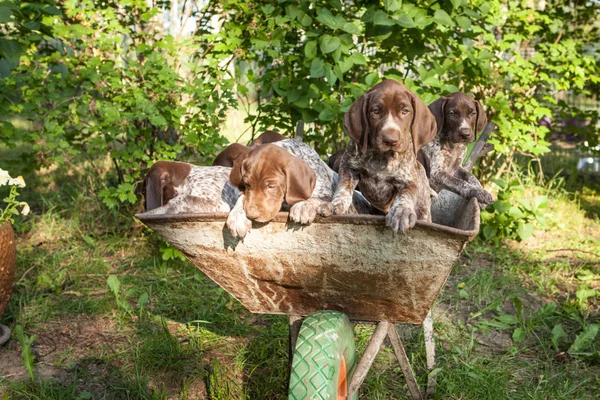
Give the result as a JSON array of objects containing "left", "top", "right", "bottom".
[
  {"left": 226, "top": 142, "right": 323, "bottom": 238},
  {"left": 418, "top": 92, "right": 493, "bottom": 208},
  {"left": 331, "top": 79, "right": 437, "bottom": 233},
  {"left": 212, "top": 130, "right": 285, "bottom": 167},
  {"left": 144, "top": 161, "right": 239, "bottom": 214}
]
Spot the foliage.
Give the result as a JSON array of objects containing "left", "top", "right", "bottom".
[
  {"left": 0, "top": 167, "right": 29, "bottom": 224},
  {"left": 13, "top": 325, "right": 37, "bottom": 380},
  {"left": 211, "top": 0, "right": 599, "bottom": 161},
  {"left": 1, "top": 0, "right": 236, "bottom": 209},
  {"left": 480, "top": 178, "right": 547, "bottom": 242},
  {"left": 1, "top": 0, "right": 599, "bottom": 211}
]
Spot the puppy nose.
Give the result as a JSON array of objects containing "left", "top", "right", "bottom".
[
  {"left": 459, "top": 129, "right": 472, "bottom": 137},
  {"left": 382, "top": 134, "right": 399, "bottom": 147},
  {"left": 245, "top": 206, "right": 260, "bottom": 220}
]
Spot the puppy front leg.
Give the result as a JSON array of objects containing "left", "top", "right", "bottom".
[
  {"left": 332, "top": 154, "right": 360, "bottom": 215},
  {"left": 455, "top": 167, "right": 493, "bottom": 207},
  {"left": 226, "top": 194, "right": 252, "bottom": 239},
  {"left": 386, "top": 185, "right": 419, "bottom": 233},
  {"left": 289, "top": 197, "right": 332, "bottom": 225}
]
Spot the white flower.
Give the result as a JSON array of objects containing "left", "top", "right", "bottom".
[
  {"left": 9, "top": 175, "right": 26, "bottom": 188},
  {"left": 20, "top": 202, "right": 30, "bottom": 216},
  {"left": 0, "top": 168, "right": 10, "bottom": 186}
]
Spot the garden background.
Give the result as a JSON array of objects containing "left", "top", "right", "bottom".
[{"left": 0, "top": 0, "right": 599, "bottom": 398}]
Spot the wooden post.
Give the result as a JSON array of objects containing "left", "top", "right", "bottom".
[
  {"left": 464, "top": 122, "right": 495, "bottom": 172},
  {"left": 347, "top": 321, "right": 390, "bottom": 397},
  {"left": 423, "top": 311, "right": 436, "bottom": 398},
  {"left": 387, "top": 323, "right": 424, "bottom": 400}
]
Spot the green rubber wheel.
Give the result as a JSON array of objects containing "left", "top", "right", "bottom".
[{"left": 288, "top": 311, "right": 357, "bottom": 400}]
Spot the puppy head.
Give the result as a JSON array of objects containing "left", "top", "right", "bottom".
[
  {"left": 344, "top": 79, "right": 436, "bottom": 154},
  {"left": 144, "top": 161, "right": 191, "bottom": 211},
  {"left": 429, "top": 92, "right": 487, "bottom": 143},
  {"left": 251, "top": 130, "right": 285, "bottom": 146},
  {"left": 212, "top": 143, "right": 251, "bottom": 167},
  {"left": 229, "top": 144, "right": 316, "bottom": 222}
]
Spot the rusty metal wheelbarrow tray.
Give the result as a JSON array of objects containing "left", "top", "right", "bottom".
[
  {"left": 136, "top": 193, "right": 479, "bottom": 400},
  {"left": 136, "top": 196, "right": 479, "bottom": 325}
]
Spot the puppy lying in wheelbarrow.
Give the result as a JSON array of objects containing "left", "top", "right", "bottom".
[{"left": 143, "top": 137, "right": 370, "bottom": 239}]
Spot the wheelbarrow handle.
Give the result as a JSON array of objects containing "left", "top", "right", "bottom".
[{"left": 463, "top": 122, "right": 496, "bottom": 172}]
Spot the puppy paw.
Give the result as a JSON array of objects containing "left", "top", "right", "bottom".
[
  {"left": 290, "top": 201, "right": 317, "bottom": 224},
  {"left": 226, "top": 208, "right": 252, "bottom": 239},
  {"left": 385, "top": 205, "right": 417, "bottom": 233},
  {"left": 475, "top": 189, "right": 493, "bottom": 207},
  {"left": 316, "top": 202, "right": 334, "bottom": 217},
  {"left": 332, "top": 200, "right": 351, "bottom": 215}
]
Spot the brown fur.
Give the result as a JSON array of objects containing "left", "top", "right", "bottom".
[
  {"left": 212, "top": 130, "right": 285, "bottom": 167},
  {"left": 418, "top": 92, "right": 493, "bottom": 208},
  {"left": 332, "top": 79, "right": 437, "bottom": 232},
  {"left": 144, "top": 161, "right": 192, "bottom": 211},
  {"left": 229, "top": 144, "right": 316, "bottom": 223}
]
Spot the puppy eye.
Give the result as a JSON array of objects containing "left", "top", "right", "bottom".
[
  {"left": 448, "top": 111, "right": 456, "bottom": 117},
  {"left": 470, "top": 111, "right": 477, "bottom": 117},
  {"left": 401, "top": 107, "right": 410, "bottom": 115},
  {"left": 267, "top": 184, "right": 277, "bottom": 189},
  {"left": 371, "top": 107, "right": 381, "bottom": 115}
]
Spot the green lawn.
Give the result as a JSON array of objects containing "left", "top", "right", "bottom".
[{"left": 0, "top": 156, "right": 599, "bottom": 399}]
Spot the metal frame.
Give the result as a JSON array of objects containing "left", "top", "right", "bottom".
[{"left": 289, "top": 312, "right": 436, "bottom": 400}]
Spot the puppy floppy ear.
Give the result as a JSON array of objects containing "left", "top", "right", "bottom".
[
  {"left": 229, "top": 152, "right": 248, "bottom": 189},
  {"left": 145, "top": 167, "right": 169, "bottom": 211},
  {"left": 410, "top": 93, "right": 437, "bottom": 154},
  {"left": 474, "top": 100, "right": 488, "bottom": 134},
  {"left": 428, "top": 97, "right": 446, "bottom": 136},
  {"left": 284, "top": 158, "right": 316, "bottom": 205},
  {"left": 344, "top": 91, "right": 370, "bottom": 152}
]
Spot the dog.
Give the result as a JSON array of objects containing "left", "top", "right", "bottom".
[
  {"left": 331, "top": 79, "right": 437, "bottom": 233},
  {"left": 226, "top": 139, "right": 340, "bottom": 238},
  {"left": 418, "top": 92, "right": 493, "bottom": 208},
  {"left": 143, "top": 161, "right": 239, "bottom": 215},
  {"left": 212, "top": 130, "right": 285, "bottom": 167}
]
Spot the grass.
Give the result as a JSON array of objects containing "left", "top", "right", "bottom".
[{"left": 1, "top": 148, "right": 599, "bottom": 399}]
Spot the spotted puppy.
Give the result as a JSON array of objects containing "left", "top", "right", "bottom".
[
  {"left": 418, "top": 92, "right": 493, "bottom": 209},
  {"left": 331, "top": 79, "right": 437, "bottom": 233},
  {"left": 226, "top": 139, "right": 338, "bottom": 238},
  {"left": 143, "top": 161, "right": 239, "bottom": 215},
  {"left": 212, "top": 130, "right": 285, "bottom": 167}
]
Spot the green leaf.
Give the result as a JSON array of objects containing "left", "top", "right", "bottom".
[
  {"left": 261, "top": 4, "right": 275, "bottom": 15},
  {"left": 512, "top": 327, "right": 526, "bottom": 343},
  {"left": 516, "top": 222, "right": 534, "bottom": 240},
  {"left": 319, "top": 106, "right": 338, "bottom": 121},
  {"left": 373, "top": 11, "right": 395, "bottom": 26},
  {"left": 310, "top": 58, "right": 326, "bottom": 78},
  {"left": 107, "top": 275, "right": 121, "bottom": 299},
  {"left": 533, "top": 195, "right": 547, "bottom": 209},
  {"left": 319, "top": 35, "right": 340, "bottom": 54},
  {"left": 395, "top": 14, "right": 415, "bottom": 28},
  {"left": 305, "top": 40, "right": 317, "bottom": 59},
  {"left": 42, "top": 5, "right": 62, "bottom": 15},
  {"left": 0, "top": 39, "right": 21, "bottom": 64},
  {"left": 456, "top": 15, "right": 471, "bottom": 30},
  {"left": 450, "top": 0, "right": 463, "bottom": 8},
  {"left": 433, "top": 9, "right": 454, "bottom": 26},
  {"left": 0, "top": 6, "right": 13, "bottom": 22},
  {"left": 383, "top": 0, "right": 402, "bottom": 12},
  {"left": 315, "top": 8, "right": 343, "bottom": 30},
  {"left": 342, "top": 22, "right": 361, "bottom": 35},
  {"left": 551, "top": 324, "right": 566, "bottom": 351},
  {"left": 497, "top": 314, "right": 519, "bottom": 325},
  {"left": 138, "top": 292, "right": 149, "bottom": 309},
  {"left": 568, "top": 324, "right": 599, "bottom": 354}
]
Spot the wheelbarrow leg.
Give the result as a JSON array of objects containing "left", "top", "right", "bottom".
[
  {"left": 423, "top": 310, "right": 436, "bottom": 398},
  {"left": 388, "top": 324, "right": 424, "bottom": 400},
  {"left": 347, "top": 321, "right": 390, "bottom": 397},
  {"left": 288, "top": 315, "right": 303, "bottom": 370}
]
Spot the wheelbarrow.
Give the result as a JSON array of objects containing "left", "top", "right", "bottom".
[{"left": 135, "top": 125, "right": 493, "bottom": 399}]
